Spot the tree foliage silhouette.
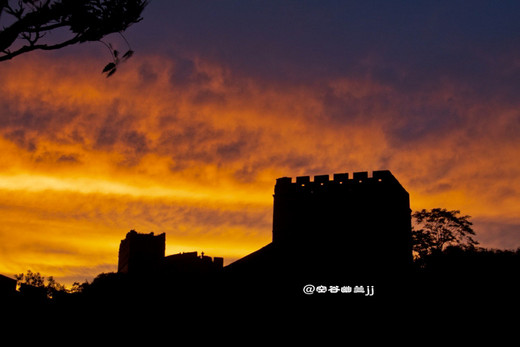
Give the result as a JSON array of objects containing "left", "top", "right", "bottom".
[
  {"left": 0, "top": 0, "right": 148, "bottom": 75},
  {"left": 15, "top": 269, "right": 45, "bottom": 287},
  {"left": 412, "top": 208, "right": 478, "bottom": 260},
  {"left": 15, "top": 269, "right": 66, "bottom": 298}
]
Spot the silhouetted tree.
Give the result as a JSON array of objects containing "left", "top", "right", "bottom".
[
  {"left": 412, "top": 208, "right": 478, "bottom": 260},
  {"left": 46, "top": 275, "right": 66, "bottom": 298},
  {"left": 0, "top": 0, "right": 148, "bottom": 76},
  {"left": 15, "top": 269, "right": 44, "bottom": 287},
  {"left": 70, "top": 280, "right": 88, "bottom": 293},
  {"left": 15, "top": 270, "right": 67, "bottom": 298}
]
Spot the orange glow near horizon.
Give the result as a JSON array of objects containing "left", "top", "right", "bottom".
[{"left": 1, "top": 53, "right": 519, "bottom": 287}]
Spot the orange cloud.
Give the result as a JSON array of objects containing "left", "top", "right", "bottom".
[{"left": 0, "top": 52, "right": 519, "bottom": 285}]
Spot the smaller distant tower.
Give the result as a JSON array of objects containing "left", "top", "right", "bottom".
[{"left": 118, "top": 230, "right": 165, "bottom": 274}]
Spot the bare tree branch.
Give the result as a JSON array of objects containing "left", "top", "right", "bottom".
[
  {"left": 0, "top": 0, "right": 148, "bottom": 74},
  {"left": 0, "top": 32, "right": 81, "bottom": 61}
]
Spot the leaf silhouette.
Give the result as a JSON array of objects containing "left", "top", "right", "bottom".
[
  {"left": 106, "top": 68, "right": 117, "bottom": 78},
  {"left": 122, "top": 50, "right": 134, "bottom": 60},
  {"left": 102, "top": 62, "right": 116, "bottom": 73}
]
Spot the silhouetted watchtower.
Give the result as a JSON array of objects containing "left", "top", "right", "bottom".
[
  {"left": 118, "top": 230, "right": 165, "bottom": 274},
  {"left": 226, "top": 170, "right": 412, "bottom": 282},
  {"left": 272, "top": 170, "right": 412, "bottom": 276}
]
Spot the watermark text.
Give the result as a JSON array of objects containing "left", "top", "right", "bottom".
[{"left": 303, "top": 284, "right": 375, "bottom": 296}]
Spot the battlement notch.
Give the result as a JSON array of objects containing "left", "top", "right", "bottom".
[{"left": 274, "top": 170, "right": 400, "bottom": 194}]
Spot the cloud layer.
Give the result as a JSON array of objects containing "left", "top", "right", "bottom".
[{"left": 0, "top": 1, "right": 519, "bottom": 285}]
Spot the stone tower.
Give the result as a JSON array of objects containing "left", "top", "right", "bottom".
[
  {"left": 118, "top": 230, "right": 166, "bottom": 274},
  {"left": 271, "top": 170, "right": 412, "bottom": 277}
]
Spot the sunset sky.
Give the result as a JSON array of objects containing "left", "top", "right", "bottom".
[{"left": 1, "top": 0, "right": 519, "bottom": 286}]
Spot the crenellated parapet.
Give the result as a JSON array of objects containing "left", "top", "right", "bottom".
[
  {"left": 270, "top": 169, "right": 412, "bottom": 274},
  {"left": 274, "top": 170, "right": 401, "bottom": 194}
]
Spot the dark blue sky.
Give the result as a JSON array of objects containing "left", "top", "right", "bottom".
[{"left": 129, "top": 0, "right": 520, "bottom": 89}]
